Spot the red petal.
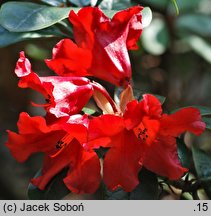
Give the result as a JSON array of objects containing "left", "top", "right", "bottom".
[
  {"left": 133, "top": 116, "right": 160, "bottom": 147},
  {"left": 47, "top": 78, "right": 93, "bottom": 117},
  {"left": 32, "top": 140, "right": 101, "bottom": 194},
  {"left": 144, "top": 136, "right": 187, "bottom": 180},
  {"left": 103, "top": 129, "right": 143, "bottom": 192},
  {"left": 89, "top": 114, "right": 125, "bottom": 138},
  {"left": 62, "top": 114, "right": 89, "bottom": 144},
  {"left": 64, "top": 145, "right": 101, "bottom": 194},
  {"left": 123, "top": 100, "right": 144, "bottom": 130},
  {"left": 46, "top": 39, "right": 92, "bottom": 77},
  {"left": 31, "top": 140, "right": 77, "bottom": 190},
  {"left": 111, "top": 5, "right": 143, "bottom": 50},
  {"left": 160, "top": 107, "right": 206, "bottom": 137},
  {"left": 15, "top": 52, "right": 52, "bottom": 98},
  {"left": 31, "top": 155, "right": 70, "bottom": 190},
  {"left": 69, "top": 7, "right": 108, "bottom": 48},
  {"left": 6, "top": 112, "right": 65, "bottom": 162},
  {"left": 142, "top": 94, "right": 162, "bottom": 118},
  {"left": 124, "top": 95, "right": 162, "bottom": 130},
  {"left": 15, "top": 52, "right": 93, "bottom": 117},
  {"left": 85, "top": 137, "right": 111, "bottom": 150},
  {"left": 68, "top": 6, "right": 142, "bottom": 86},
  {"left": 15, "top": 51, "right": 31, "bottom": 77}
]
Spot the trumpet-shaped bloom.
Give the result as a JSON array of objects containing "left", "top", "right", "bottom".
[
  {"left": 89, "top": 93, "right": 205, "bottom": 191},
  {"left": 15, "top": 52, "right": 93, "bottom": 118},
  {"left": 46, "top": 6, "right": 143, "bottom": 87},
  {"left": 6, "top": 112, "right": 110, "bottom": 194},
  {"left": 5, "top": 94, "right": 205, "bottom": 193}
]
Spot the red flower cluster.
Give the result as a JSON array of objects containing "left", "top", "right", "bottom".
[
  {"left": 6, "top": 6, "right": 205, "bottom": 194},
  {"left": 46, "top": 6, "right": 143, "bottom": 87}
]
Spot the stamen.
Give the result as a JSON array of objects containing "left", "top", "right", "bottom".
[
  {"left": 51, "top": 134, "right": 73, "bottom": 158},
  {"left": 31, "top": 101, "right": 50, "bottom": 107},
  {"left": 31, "top": 95, "right": 51, "bottom": 107},
  {"left": 134, "top": 123, "right": 149, "bottom": 142},
  {"left": 56, "top": 141, "right": 66, "bottom": 149}
]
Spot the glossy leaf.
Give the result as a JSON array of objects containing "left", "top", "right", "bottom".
[
  {"left": 130, "top": 168, "right": 159, "bottom": 200},
  {"left": 176, "top": 138, "right": 192, "bottom": 169},
  {"left": 112, "top": 0, "right": 131, "bottom": 10},
  {"left": 142, "top": 7, "right": 152, "bottom": 28},
  {"left": 0, "top": 2, "right": 74, "bottom": 32},
  {"left": 0, "top": 2, "right": 152, "bottom": 34},
  {"left": 0, "top": 25, "right": 64, "bottom": 48},
  {"left": 70, "top": 0, "right": 90, "bottom": 6},
  {"left": 40, "top": 0, "right": 67, "bottom": 7},
  {"left": 28, "top": 169, "right": 70, "bottom": 200},
  {"left": 192, "top": 145, "right": 211, "bottom": 199}
]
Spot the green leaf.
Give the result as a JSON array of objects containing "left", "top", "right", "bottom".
[
  {"left": 130, "top": 168, "right": 159, "bottom": 200},
  {"left": 202, "top": 117, "right": 211, "bottom": 130},
  {"left": 70, "top": 0, "right": 90, "bottom": 7},
  {"left": 176, "top": 138, "right": 192, "bottom": 169},
  {"left": 176, "top": 14, "right": 211, "bottom": 37},
  {"left": 142, "top": 7, "right": 152, "bottom": 28},
  {"left": 0, "top": 2, "right": 152, "bottom": 34},
  {"left": 141, "top": 17, "right": 170, "bottom": 55},
  {"left": 0, "top": 2, "right": 76, "bottom": 32},
  {"left": 28, "top": 169, "right": 70, "bottom": 200},
  {"left": 82, "top": 107, "right": 101, "bottom": 116},
  {"left": 40, "top": 0, "right": 67, "bottom": 7},
  {"left": 0, "top": 25, "right": 63, "bottom": 48},
  {"left": 82, "top": 107, "right": 97, "bottom": 115},
  {"left": 192, "top": 145, "right": 211, "bottom": 199},
  {"left": 112, "top": 0, "right": 131, "bottom": 10}
]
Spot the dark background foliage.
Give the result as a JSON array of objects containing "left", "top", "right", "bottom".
[{"left": 0, "top": 0, "right": 211, "bottom": 199}]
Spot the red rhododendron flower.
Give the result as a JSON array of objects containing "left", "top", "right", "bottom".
[
  {"left": 90, "top": 92, "right": 205, "bottom": 191},
  {"left": 46, "top": 6, "right": 143, "bottom": 87},
  {"left": 6, "top": 112, "right": 110, "bottom": 194},
  {"left": 15, "top": 52, "right": 93, "bottom": 118}
]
